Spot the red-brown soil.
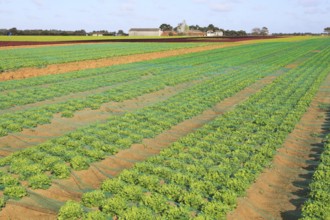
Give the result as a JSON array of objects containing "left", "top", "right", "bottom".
[
  {"left": 0, "top": 36, "right": 279, "bottom": 47},
  {"left": 0, "top": 74, "right": 281, "bottom": 220},
  {"left": 0, "top": 41, "right": 255, "bottom": 82},
  {"left": 227, "top": 73, "right": 330, "bottom": 220}
]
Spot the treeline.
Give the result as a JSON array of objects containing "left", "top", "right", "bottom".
[
  {"left": 221, "top": 30, "right": 247, "bottom": 37},
  {"left": 160, "top": 23, "right": 247, "bottom": 36},
  {"left": 272, "top": 32, "right": 325, "bottom": 36},
  {"left": 190, "top": 25, "right": 247, "bottom": 36},
  {"left": 193, "top": 26, "right": 248, "bottom": 37},
  {"left": 0, "top": 28, "right": 117, "bottom": 36}
]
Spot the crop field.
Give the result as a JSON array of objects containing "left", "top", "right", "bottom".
[
  {"left": 0, "top": 37, "right": 329, "bottom": 219},
  {"left": 0, "top": 42, "right": 210, "bottom": 71}
]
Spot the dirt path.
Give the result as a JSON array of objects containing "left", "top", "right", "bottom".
[
  {"left": 0, "top": 73, "right": 280, "bottom": 220},
  {"left": 0, "top": 80, "right": 202, "bottom": 155},
  {"left": 227, "top": 73, "right": 330, "bottom": 220},
  {"left": 0, "top": 42, "right": 253, "bottom": 82}
]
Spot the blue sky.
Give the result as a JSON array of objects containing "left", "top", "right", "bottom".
[{"left": 0, "top": 0, "right": 329, "bottom": 33}]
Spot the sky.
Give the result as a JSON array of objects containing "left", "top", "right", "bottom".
[{"left": 0, "top": 0, "right": 329, "bottom": 33}]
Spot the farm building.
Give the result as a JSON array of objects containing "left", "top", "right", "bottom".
[
  {"left": 177, "top": 20, "right": 189, "bottom": 33},
  {"left": 129, "top": 28, "right": 163, "bottom": 36},
  {"left": 92, "top": 33, "right": 104, "bottom": 36},
  {"left": 186, "top": 30, "right": 204, "bottom": 36},
  {"left": 161, "top": 31, "right": 177, "bottom": 36},
  {"left": 206, "top": 30, "right": 224, "bottom": 37}
]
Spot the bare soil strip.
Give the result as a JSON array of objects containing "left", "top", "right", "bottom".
[
  {"left": 0, "top": 42, "right": 253, "bottom": 82},
  {"left": 0, "top": 76, "right": 148, "bottom": 115},
  {"left": 227, "top": 73, "right": 330, "bottom": 220},
  {"left": 0, "top": 74, "right": 280, "bottom": 219},
  {"left": 0, "top": 80, "right": 202, "bottom": 155}
]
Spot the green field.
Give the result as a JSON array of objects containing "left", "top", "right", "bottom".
[
  {"left": 0, "top": 37, "right": 329, "bottom": 219},
  {"left": 0, "top": 42, "right": 210, "bottom": 71},
  {"left": 301, "top": 133, "right": 330, "bottom": 219}
]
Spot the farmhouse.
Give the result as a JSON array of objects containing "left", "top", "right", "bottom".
[
  {"left": 206, "top": 30, "right": 224, "bottom": 37},
  {"left": 129, "top": 28, "right": 163, "bottom": 36}
]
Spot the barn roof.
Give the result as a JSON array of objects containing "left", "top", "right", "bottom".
[{"left": 129, "top": 28, "right": 161, "bottom": 32}]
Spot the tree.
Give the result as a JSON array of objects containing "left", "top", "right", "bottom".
[
  {"left": 207, "top": 24, "right": 216, "bottom": 31},
  {"left": 9, "top": 27, "right": 18, "bottom": 35},
  {"left": 73, "top": 29, "right": 86, "bottom": 36},
  {"left": 251, "top": 27, "right": 261, "bottom": 35},
  {"left": 324, "top": 27, "right": 330, "bottom": 35},
  {"left": 117, "top": 30, "right": 126, "bottom": 36},
  {"left": 237, "top": 30, "right": 247, "bottom": 36},
  {"left": 224, "top": 30, "right": 244, "bottom": 37},
  {"left": 260, "top": 27, "right": 269, "bottom": 36},
  {"left": 159, "top": 24, "right": 173, "bottom": 31},
  {"left": 189, "top": 25, "right": 200, "bottom": 30}
]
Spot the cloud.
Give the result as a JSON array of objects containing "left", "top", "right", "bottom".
[
  {"left": 54, "top": 14, "right": 63, "bottom": 18},
  {"left": 252, "top": 4, "right": 267, "bottom": 11},
  {"left": 192, "top": 0, "right": 208, "bottom": 3},
  {"left": 304, "top": 7, "right": 318, "bottom": 13},
  {"left": 295, "top": 0, "right": 329, "bottom": 15},
  {"left": 121, "top": 3, "right": 134, "bottom": 12},
  {"left": 78, "top": 9, "right": 90, "bottom": 14},
  {"left": 157, "top": 5, "right": 168, "bottom": 10},
  {"left": 0, "top": 9, "right": 12, "bottom": 14},
  {"left": 304, "top": 7, "right": 327, "bottom": 14},
  {"left": 120, "top": 0, "right": 135, "bottom": 13},
  {"left": 0, "top": 0, "right": 11, "bottom": 4},
  {"left": 210, "top": 2, "right": 232, "bottom": 12},
  {"left": 297, "top": 0, "right": 322, "bottom": 7},
  {"left": 31, "top": 0, "right": 44, "bottom": 7},
  {"left": 206, "top": 0, "right": 244, "bottom": 12},
  {"left": 26, "top": 14, "right": 41, "bottom": 20}
]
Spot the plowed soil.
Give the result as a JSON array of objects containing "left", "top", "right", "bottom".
[
  {"left": 227, "top": 73, "right": 330, "bottom": 220},
  {"left": 0, "top": 41, "right": 254, "bottom": 82},
  {"left": 0, "top": 36, "right": 279, "bottom": 47},
  {"left": 0, "top": 74, "right": 281, "bottom": 220}
]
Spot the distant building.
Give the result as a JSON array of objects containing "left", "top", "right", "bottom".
[
  {"left": 129, "top": 28, "right": 162, "bottom": 36},
  {"left": 186, "top": 30, "right": 204, "bottom": 36},
  {"left": 177, "top": 20, "right": 189, "bottom": 33},
  {"left": 92, "top": 33, "right": 104, "bottom": 36},
  {"left": 206, "top": 30, "right": 224, "bottom": 37},
  {"left": 161, "top": 31, "right": 177, "bottom": 36}
]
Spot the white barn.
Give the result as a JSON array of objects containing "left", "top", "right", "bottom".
[
  {"left": 92, "top": 33, "right": 103, "bottom": 36},
  {"left": 206, "top": 30, "right": 224, "bottom": 37},
  {"left": 129, "top": 28, "right": 163, "bottom": 36}
]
